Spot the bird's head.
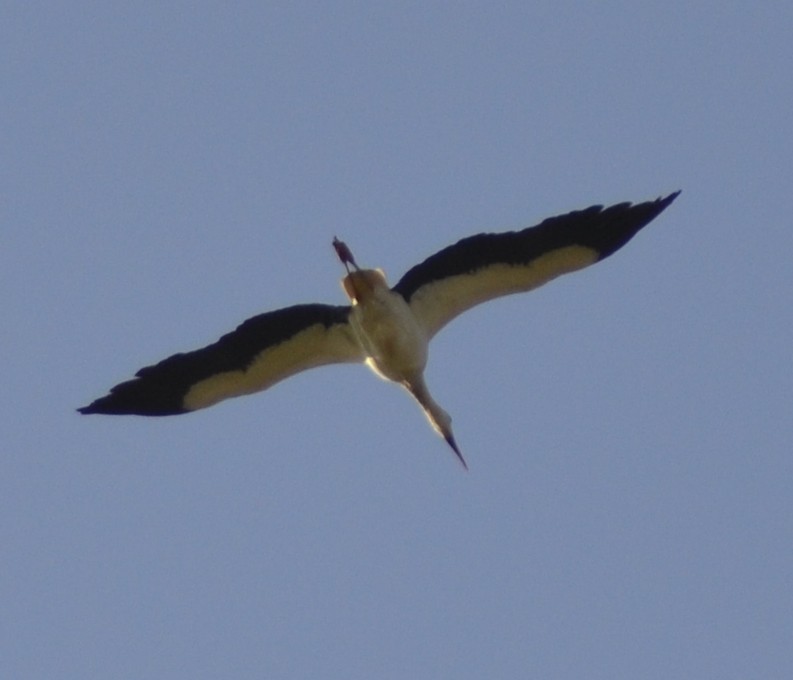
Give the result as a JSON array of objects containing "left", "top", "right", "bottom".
[{"left": 424, "top": 401, "right": 467, "bottom": 470}]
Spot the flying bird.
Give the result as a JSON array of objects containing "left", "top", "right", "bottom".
[{"left": 79, "top": 192, "right": 680, "bottom": 468}]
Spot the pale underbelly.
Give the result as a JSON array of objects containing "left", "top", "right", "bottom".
[{"left": 351, "top": 297, "right": 428, "bottom": 383}]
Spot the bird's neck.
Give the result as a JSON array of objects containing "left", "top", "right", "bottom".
[{"left": 405, "top": 375, "right": 451, "bottom": 437}]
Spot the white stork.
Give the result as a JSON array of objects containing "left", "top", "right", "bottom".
[{"left": 79, "top": 192, "right": 679, "bottom": 468}]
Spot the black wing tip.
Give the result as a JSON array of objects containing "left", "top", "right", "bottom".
[
  {"left": 607, "top": 190, "right": 680, "bottom": 211},
  {"left": 588, "top": 190, "right": 681, "bottom": 260},
  {"left": 641, "top": 189, "right": 681, "bottom": 214},
  {"left": 656, "top": 190, "right": 681, "bottom": 208},
  {"left": 77, "top": 403, "right": 187, "bottom": 416},
  {"left": 77, "top": 383, "right": 188, "bottom": 416},
  {"left": 77, "top": 395, "right": 121, "bottom": 415}
]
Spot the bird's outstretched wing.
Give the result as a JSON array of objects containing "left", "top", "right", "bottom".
[
  {"left": 78, "top": 303, "right": 363, "bottom": 415},
  {"left": 392, "top": 192, "right": 680, "bottom": 338}
]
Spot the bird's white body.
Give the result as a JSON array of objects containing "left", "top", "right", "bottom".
[
  {"left": 345, "top": 269, "right": 428, "bottom": 382},
  {"left": 79, "top": 193, "right": 680, "bottom": 469}
]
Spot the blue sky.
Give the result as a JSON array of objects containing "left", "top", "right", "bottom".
[{"left": 4, "top": 3, "right": 792, "bottom": 678}]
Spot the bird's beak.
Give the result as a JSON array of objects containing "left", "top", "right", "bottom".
[{"left": 445, "top": 433, "right": 468, "bottom": 470}]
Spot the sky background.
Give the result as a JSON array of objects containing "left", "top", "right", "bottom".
[{"left": 3, "top": 2, "right": 792, "bottom": 678}]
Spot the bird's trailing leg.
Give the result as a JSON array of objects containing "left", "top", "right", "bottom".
[
  {"left": 332, "top": 237, "right": 360, "bottom": 273},
  {"left": 333, "top": 237, "right": 368, "bottom": 302}
]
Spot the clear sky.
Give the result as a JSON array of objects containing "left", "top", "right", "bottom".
[{"left": 4, "top": 3, "right": 792, "bottom": 678}]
